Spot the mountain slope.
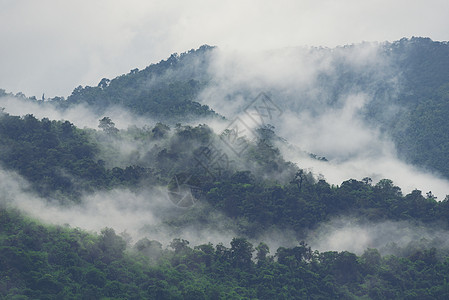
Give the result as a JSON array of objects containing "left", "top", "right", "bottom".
[
  {"left": 385, "top": 38, "right": 449, "bottom": 176},
  {"left": 2, "top": 206, "right": 449, "bottom": 299},
  {"left": 2, "top": 38, "right": 449, "bottom": 299},
  {"left": 52, "top": 45, "right": 219, "bottom": 121},
  {"left": 36, "top": 38, "right": 449, "bottom": 178}
]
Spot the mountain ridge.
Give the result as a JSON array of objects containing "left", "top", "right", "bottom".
[{"left": 2, "top": 37, "right": 449, "bottom": 299}]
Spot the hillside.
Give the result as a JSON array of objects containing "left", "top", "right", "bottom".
[
  {"left": 3, "top": 205, "right": 449, "bottom": 299},
  {"left": 375, "top": 37, "right": 449, "bottom": 177},
  {"left": 45, "top": 38, "right": 449, "bottom": 179},
  {"left": 51, "top": 45, "right": 219, "bottom": 122},
  {"left": 2, "top": 38, "right": 449, "bottom": 298},
  {"left": 0, "top": 111, "right": 448, "bottom": 239}
]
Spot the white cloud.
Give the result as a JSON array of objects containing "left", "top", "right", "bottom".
[
  {"left": 2, "top": 0, "right": 449, "bottom": 253},
  {"left": 1, "top": 0, "right": 448, "bottom": 97},
  {"left": 0, "top": 95, "right": 154, "bottom": 129},
  {"left": 0, "top": 166, "right": 237, "bottom": 247},
  {"left": 195, "top": 43, "right": 449, "bottom": 199},
  {"left": 309, "top": 218, "right": 449, "bottom": 255}
]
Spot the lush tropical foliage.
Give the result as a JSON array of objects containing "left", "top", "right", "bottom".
[
  {"left": 3, "top": 207, "right": 449, "bottom": 299},
  {"left": 2, "top": 38, "right": 449, "bottom": 299}
]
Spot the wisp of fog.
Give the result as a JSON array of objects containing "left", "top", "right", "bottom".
[
  {"left": 0, "top": 166, "right": 238, "bottom": 248},
  {"left": 199, "top": 44, "right": 449, "bottom": 199},
  {"left": 2, "top": 41, "right": 449, "bottom": 256}
]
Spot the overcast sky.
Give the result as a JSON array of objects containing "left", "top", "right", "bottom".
[{"left": 1, "top": 0, "right": 449, "bottom": 98}]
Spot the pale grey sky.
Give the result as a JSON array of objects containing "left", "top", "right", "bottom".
[{"left": 1, "top": 0, "right": 449, "bottom": 97}]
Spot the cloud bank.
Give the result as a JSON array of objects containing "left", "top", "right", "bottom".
[
  {"left": 0, "top": 95, "right": 153, "bottom": 130},
  {"left": 0, "top": 166, "right": 238, "bottom": 248},
  {"left": 309, "top": 217, "right": 449, "bottom": 256},
  {"left": 1, "top": 0, "right": 449, "bottom": 97},
  {"left": 197, "top": 45, "right": 449, "bottom": 199}
]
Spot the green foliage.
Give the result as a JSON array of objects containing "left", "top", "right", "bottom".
[
  {"left": 0, "top": 113, "right": 155, "bottom": 201},
  {"left": 3, "top": 38, "right": 449, "bottom": 299},
  {"left": 392, "top": 84, "right": 449, "bottom": 178},
  {"left": 3, "top": 206, "right": 449, "bottom": 299},
  {"left": 53, "top": 46, "right": 220, "bottom": 122},
  {"left": 23, "top": 37, "right": 449, "bottom": 179},
  {"left": 98, "top": 117, "right": 118, "bottom": 135},
  {"left": 373, "top": 37, "right": 449, "bottom": 178}
]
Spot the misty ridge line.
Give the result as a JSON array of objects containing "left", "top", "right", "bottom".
[
  {"left": 0, "top": 40, "right": 447, "bottom": 198},
  {"left": 0, "top": 106, "right": 297, "bottom": 251},
  {"left": 197, "top": 42, "right": 449, "bottom": 199},
  {"left": 0, "top": 162, "right": 296, "bottom": 255},
  {"left": 1, "top": 37, "right": 449, "bottom": 257},
  {"left": 2, "top": 162, "right": 448, "bottom": 260},
  {"left": 4, "top": 2, "right": 449, "bottom": 296},
  {"left": 0, "top": 165, "right": 237, "bottom": 249},
  {"left": 1, "top": 111, "right": 448, "bottom": 258}
]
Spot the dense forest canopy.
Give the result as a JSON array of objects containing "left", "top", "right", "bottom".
[
  {"left": 2, "top": 37, "right": 449, "bottom": 298},
  {"left": 51, "top": 45, "right": 219, "bottom": 122},
  {"left": 13, "top": 37, "right": 449, "bottom": 179},
  {"left": 3, "top": 206, "right": 449, "bottom": 299}
]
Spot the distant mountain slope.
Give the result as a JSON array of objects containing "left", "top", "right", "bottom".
[
  {"left": 1, "top": 111, "right": 448, "bottom": 239},
  {"left": 391, "top": 37, "right": 449, "bottom": 98},
  {"left": 52, "top": 45, "right": 219, "bottom": 121},
  {"left": 39, "top": 38, "right": 449, "bottom": 179},
  {"left": 4, "top": 206, "right": 449, "bottom": 299},
  {"left": 0, "top": 112, "right": 156, "bottom": 201},
  {"left": 383, "top": 38, "right": 449, "bottom": 177}
]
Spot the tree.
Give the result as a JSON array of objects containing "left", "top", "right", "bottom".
[
  {"left": 98, "top": 78, "right": 110, "bottom": 89},
  {"left": 230, "top": 238, "right": 254, "bottom": 268},
  {"left": 255, "top": 242, "right": 270, "bottom": 264},
  {"left": 359, "top": 248, "right": 381, "bottom": 275},
  {"left": 291, "top": 170, "right": 305, "bottom": 191},
  {"left": 98, "top": 228, "right": 126, "bottom": 263},
  {"left": 170, "top": 238, "right": 190, "bottom": 254},
  {"left": 134, "top": 238, "right": 163, "bottom": 261},
  {"left": 98, "top": 117, "right": 119, "bottom": 135},
  {"left": 151, "top": 122, "right": 170, "bottom": 139}
]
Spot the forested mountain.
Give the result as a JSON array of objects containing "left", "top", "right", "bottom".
[
  {"left": 373, "top": 37, "right": 449, "bottom": 177},
  {"left": 0, "top": 110, "right": 447, "bottom": 233},
  {"left": 43, "top": 37, "right": 449, "bottom": 178},
  {"left": 1, "top": 108, "right": 449, "bottom": 298},
  {"left": 51, "top": 45, "right": 219, "bottom": 121},
  {"left": 2, "top": 37, "right": 449, "bottom": 299},
  {"left": 3, "top": 207, "right": 449, "bottom": 299}
]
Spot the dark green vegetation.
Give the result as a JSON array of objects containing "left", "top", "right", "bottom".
[
  {"left": 2, "top": 113, "right": 447, "bottom": 238},
  {"left": 25, "top": 38, "right": 449, "bottom": 178},
  {"left": 0, "top": 113, "right": 155, "bottom": 202},
  {"left": 375, "top": 37, "right": 449, "bottom": 178},
  {"left": 0, "top": 111, "right": 295, "bottom": 202},
  {"left": 1, "top": 112, "right": 449, "bottom": 298},
  {"left": 3, "top": 207, "right": 449, "bottom": 299},
  {"left": 50, "top": 45, "right": 219, "bottom": 121},
  {"left": 331, "top": 38, "right": 449, "bottom": 178},
  {"left": 2, "top": 38, "right": 449, "bottom": 298}
]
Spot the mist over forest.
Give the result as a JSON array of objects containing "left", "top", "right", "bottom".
[{"left": 2, "top": 37, "right": 449, "bottom": 298}]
